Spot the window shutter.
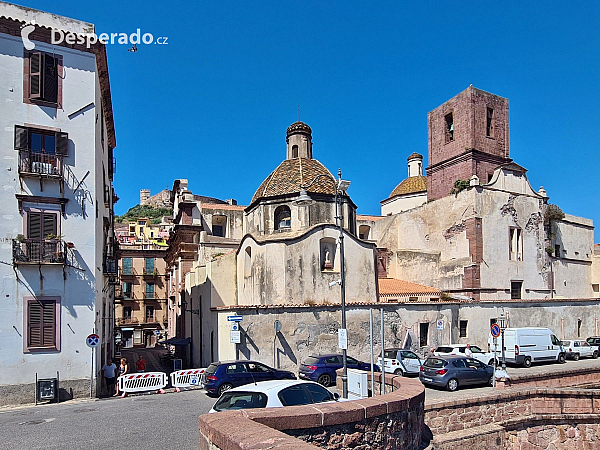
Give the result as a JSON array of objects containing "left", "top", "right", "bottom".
[
  {"left": 43, "top": 213, "right": 57, "bottom": 238},
  {"left": 55, "top": 132, "right": 69, "bottom": 156},
  {"left": 42, "top": 302, "right": 56, "bottom": 347},
  {"left": 14, "top": 126, "right": 29, "bottom": 150},
  {"left": 28, "top": 212, "right": 42, "bottom": 239},
  {"left": 42, "top": 54, "right": 58, "bottom": 103},
  {"left": 29, "top": 52, "right": 42, "bottom": 100},
  {"left": 28, "top": 301, "right": 42, "bottom": 347}
]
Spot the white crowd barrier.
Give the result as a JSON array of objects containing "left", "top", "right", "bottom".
[
  {"left": 170, "top": 368, "right": 206, "bottom": 392},
  {"left": 118, "top": 372, "right": 167, "bottom": 395}
]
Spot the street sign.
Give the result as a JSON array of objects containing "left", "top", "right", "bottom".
[
  {"left": 230, "top": 330, "right": 241, "bottom": 344},
  {"left": 227, "top": 315, "right": 243, "bottom": 322},
  {"left": 86, "top": 334, "right": 100, "bottom": 348},
  {"left": 338, "top": 328, "right": 348, "bottom": 350},
  {"left": 491, "top": 323, "right": 501, "bottom": 338},
  {"left": 231, "top": 322, "right": 239, "bottom": 331},
  {"left": 154, "top": 330, "right": 161, "bottom": 336},
  {"left": 436, "top": 320, "right": 444, "bottom": 330}
]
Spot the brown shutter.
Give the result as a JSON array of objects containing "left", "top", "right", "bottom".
[
  {"left": 28, "top": 301, "right": 42, "bottom": 347},
  {"left": 42, "top": 302, "right": 56, "bottom": 347},
  {"left": 14, "top": 126, "right": 29, "bottom": 150},
  {"left": 55, "top": 132, "right": 68, "bottom": 156},
  {"left": 28, "top": 212, "right": 42, "bottom": 239},
  {"left": 29, "top": 52, "right": 42, "bottom": 100},
  {"left": 42, "top": 54, "right": 58, "bottom": 103},
  {"left": 43, "top": 213, "right": 57, "bottom": 238}
]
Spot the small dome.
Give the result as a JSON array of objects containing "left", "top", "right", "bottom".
[
  {"left": 407, "top": 152, "right": 423, "bottom": 161},
  {"left": 389, "top": 176, "right": 427, "bottom": 198},
  {"left": 251, "top": 157, "right": 335, "bottom": 204},
  {"left": 286, "top": 121, "right": 312, "bottom": 137}
]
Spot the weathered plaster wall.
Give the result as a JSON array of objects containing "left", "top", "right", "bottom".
[{"left": 381, "top": 191, "right": 427, "bottom": 216}]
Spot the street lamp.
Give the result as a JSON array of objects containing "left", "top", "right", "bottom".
[
  {"left": 498, "top": 312, "right": 508, "bottom": 372},
  {"left": 294, "top": 169, "right": 351, "bottom": 398}
]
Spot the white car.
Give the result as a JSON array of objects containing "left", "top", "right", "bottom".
[
  {"left": 434, "top": 344, "right": 497, "bottom": 366},
  {"left": 378, "top": 348, "right": 423, "bottom": 375},
  {"left": 562, "top": 339, "right": 598, "bottom": 360},
  {"left": 209, "top": 379, "right": 340, "bottom": 413}
]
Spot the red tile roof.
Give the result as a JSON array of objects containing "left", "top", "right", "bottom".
[{"left": 378, "top": 278, "right": 441, "bottom": 296}]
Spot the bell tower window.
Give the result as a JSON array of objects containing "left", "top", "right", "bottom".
[
  {"left": 445, "top": 113, "right": 454, "bottom": 143},
  {"left": 274, "top": 205, "right": 291, "bottom": 230},
  {"left": 292, "top": 145, "right": 299, "bottom": 158},
  {"left": 486, "top": 107, "right": 494, "bottom": 138}
]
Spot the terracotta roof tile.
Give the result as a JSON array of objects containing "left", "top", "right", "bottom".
[
  {"left": 378, "top": 278, "right": 441, "bottom": 296},
  {"left": 251, "top": 158, "right": 335, "bottom": 204},
  {"left": 388, "top": 176, "right": 427, "bottom": 198}
]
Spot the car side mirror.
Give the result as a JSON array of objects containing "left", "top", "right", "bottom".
[{"left": 333, "top": 392, "right": 340, "bottom": 400}]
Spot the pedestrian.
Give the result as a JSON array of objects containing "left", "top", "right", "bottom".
[
  {"left": 427, "top": 347, "right": 436, "bottom": 358},
  {"left": 465, "top": 343, "right": 473, "bottom": 358},
  {"left": 101, "top": 358, "right": 118, "bottom": 397},
  {"left": 136, "top": 356, "right": 146, "bottom": 373},
  {"left": 115, "top": 357, "right": 129, "bottom": 396}
]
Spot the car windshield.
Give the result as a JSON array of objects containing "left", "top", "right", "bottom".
[
  {"left": 213, "top": 392, "right": 268, "bottom": 411},
  {"left": 424, "top": 358, "right": 446, "bottom": 368},
  {"left": 205, "top": 363, "right": 219, "bottom": 375},
  {"left": 470, "top": 346, "right": 483, "bottom": 353},
  {"left": 304, "top": 356, "right": 320, "bottom": 365}
]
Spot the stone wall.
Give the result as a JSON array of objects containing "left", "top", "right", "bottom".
[
  {"left": 0, "top": 378, "right": 90, "bottom": 407},
  {"left": 198, "top": 375, "right": 425, "bottom": 450}
]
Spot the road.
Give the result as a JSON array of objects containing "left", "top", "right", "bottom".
[{"left": 1, "top": 354, "right": 599, "bottom": 449}]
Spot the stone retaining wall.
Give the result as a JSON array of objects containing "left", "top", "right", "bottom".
[
  {"left": 495, "top": 365, "right": 600, "bottom": 390},
  {"left": 198, "top": 374, "right": 425, "bottom": 450}
]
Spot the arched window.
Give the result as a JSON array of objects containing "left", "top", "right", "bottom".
[
  {"left": 292, "top": 145, "right": 298, "bottom": 158},
  {"left": 274, "top": 205, "right": 291, "bottom": 230}
]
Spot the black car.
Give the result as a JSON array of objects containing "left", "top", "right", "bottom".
[
  {"left": 202, "top": 360, "right": 296, "bottom": 396},
  {"left": 419, "top": 356, "right": 494, "bottom": 392}
]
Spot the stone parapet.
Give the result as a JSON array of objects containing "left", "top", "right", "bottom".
[{"left": 494, "top": 365, "right": 600, "bottom": 390}]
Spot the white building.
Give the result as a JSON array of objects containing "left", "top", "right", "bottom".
[{"left": 0, "top": 2, "right": 117, "bottom": 405}]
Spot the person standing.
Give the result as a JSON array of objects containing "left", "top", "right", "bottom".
[
  {"left": 136, "top": 356, "right": 146, "bottom": 373},
  {"left": 465, "top": 344, "right": 473, "bottom": 358},
  {"left": 116, "top": 357, "right": 129, "bottom": 396},
  {"left": 101, "top": 358, "right": 118, "bottom": 397}
]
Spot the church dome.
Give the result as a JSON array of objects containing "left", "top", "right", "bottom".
[
  {"left": 286, "top": 121, "right": 312, "bottom": 137},
  {"left": 251, "top": 157, "right": 335, "bottom": 204},
  {"left": 388, "top": 176, "right": 427, "bottom": 198}
]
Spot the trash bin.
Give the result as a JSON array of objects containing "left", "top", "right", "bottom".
[{"left": 37, "top": 378, "right": 58, "bottom": 402}]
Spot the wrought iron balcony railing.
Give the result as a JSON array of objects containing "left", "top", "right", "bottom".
[
  {"left": 143, "top": 268, "right": 159, "bottom": 277},
  {"left": 18, "top": 150, "right": 63, "bottom": 177},
  {"left": 13, "top": 238, "right": 67, "bottom": 264},
  {"left": 121, "top": 267, "right": 137, "bottom": 276},
  {"left": 116, "top": 317, "right": 139, "bottom": 325}
]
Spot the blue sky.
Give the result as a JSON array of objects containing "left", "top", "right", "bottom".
[{"left": 22, "top": 1, "right": 600, "bottom": 240}]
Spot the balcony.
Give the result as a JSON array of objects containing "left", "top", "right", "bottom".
[
  {"left": 121, "top": 267, "right": 137, "bottom": 277},
  {"left": 143, "top": 268, "right": 159, "bottom": 278},
  {"left": 116, "top": 317, "right": 139, "bottom": 326},
  {"left": 18, "top": 150, "right": 63, "bottom": 178},
  {"left": 103, "top": 257, "right": 118, "bottom": 276},
  {"left": 143, "top": 291, "right": 156, "bottom": 301},
  {"left": 13, "top": 239, "right": 67, "bottom": 264}
]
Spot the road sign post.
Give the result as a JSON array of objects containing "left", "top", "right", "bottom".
[
  {"left": 86, "top": 333, "right": 100, "bottom": 398},
  {"left": 490, "top": 323, "right": 501, "bottom": 387}
]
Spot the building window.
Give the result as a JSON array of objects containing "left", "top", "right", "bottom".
[
  {"left": 511, "top": 281, "right": 522, "bottom": 300},
  {"left": 122, "top": 257, "right": 133, "bottom": 275},
  {"left": 593, "top": 284, "right": 599, "bottom": 295},
  {"left": 25, "top": 297, "right": 59, "bottom": 351},
  {"left": 244, "top": 247, "right": 252, "bottom": 278},
  {"left": 577, "top": 319, "right": 582, "bottom": 338},
  {"left": 123, "top": 306, "right": 132, "bottom": 319},
  {"left": 145, "top": 257, "right": 154, "bottom": 274},
  {"left": 145, "top": 283, "right": 155, "bottom": 299},
  {"left": 459, "top": 320, "right": 468, "bottom": 338},
  {"left": 274, "top": 205, "right": 291, "bottom": 230},
  {"left": 419, "top": 323, "right": 429, "bottom": 347},
  {"left": 358, "top": 225, "right": 371, "bottom": 240},
  {"left": 490, "top": 318, "right": 497, "bottom": 327},
  {"left": 555, "top": 244, "right": 561, "bottom": 258},
  {"left": 123, "top": 282, "right": 132, "bottom": 299},
  {"left": 212, "top": 215, "right": 227, "bottom": 237},
  {"left": 486, "top": 107, "right": 494, "bottom": 137},
  {"left": 444, "top": 112, "right": 454, "bottom": 143},
  {"left": 24, "top": 51, "right": 62, "bottom": 105},
  {"left": 292, "top": 145, "right": 299, "bottom": 158},
  {"left": 146, "top": 306, "right": 155, "bottom": 321},
  {"left": 14, "top": 126, "right": 68, "bottom": 175},
  {"left": 509, "top": 228, "right": 523, "bottom": 261}
]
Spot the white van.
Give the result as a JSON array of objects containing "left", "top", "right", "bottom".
[{"left": 488, "top": 327, "right": 565, "bottom": 368}]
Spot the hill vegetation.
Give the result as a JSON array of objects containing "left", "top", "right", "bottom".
[{"left": 115, "top": 204, "right": 172, "bottom": 224}]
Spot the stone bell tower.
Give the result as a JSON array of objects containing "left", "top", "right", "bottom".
[{"left": 286, "top": 121, "right": 313, "bottom": 160}]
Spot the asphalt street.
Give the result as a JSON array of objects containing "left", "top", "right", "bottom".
[{"left": 1, "top": 354, "right": 599, "bottom": 449}]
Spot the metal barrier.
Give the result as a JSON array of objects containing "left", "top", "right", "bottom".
[
  {"left": 170, "top": 368, "right": 206, "bottom": 392},
  {"left": 118, "top": 372, "right": 167, "bottom": 396}
]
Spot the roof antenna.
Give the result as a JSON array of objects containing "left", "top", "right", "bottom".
[{"left": 298, "top": 105, "right": 300, "bottom": 122}]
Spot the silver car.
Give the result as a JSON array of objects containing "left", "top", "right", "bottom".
[{"left": 378, "top": 348, "right": 423, "bottom": 376}]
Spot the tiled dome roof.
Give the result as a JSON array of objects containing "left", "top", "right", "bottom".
[
  {"left": 251, "top": 158, "right": 335, "bottom": 204},
  {"left": 407, "top": 152, "right": 422, "bottom": 161},
  {"left": 389, "top": 176, "right": 427, "bottom": 198},
  {"left": 286, "top": 121, "right": 312, "bottom": 137}
]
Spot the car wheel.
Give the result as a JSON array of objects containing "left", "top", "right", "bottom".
[
  {"left": 558, "top": 353, "right": 566, "bottom": 364},
  {"left": 317, "top": 374, "right": 332, "bottom": 387},
  {"left": 488, "top": 359, "right": 498, "bottom": 366},
  {"left": 447, "top": 378, "right": 459, "bottom": 392},
  {"left": 573, "top": 353, "right": 580, "bottom": 361},
  {"left": 217, "top": 383, "right": 233, "bottom": 396},
  {"left": 593, "top": 351, "right": 599, "bottom": 359},
  {"left": 523, "top": 357, "right": 532, "bottom": 368},
  {"left": 394, "top": 368, "right": 404, "bottom": 376}
]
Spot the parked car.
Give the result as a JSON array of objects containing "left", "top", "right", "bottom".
[
  {"left": 419, "top": 356, "right": 494, "bottom": 392},
  {"left": 202, "top": 360, "right": 296, "bottom": 396},
  {"left": 562, "top": 339, "right": 598, "bottom": 360},
  {"left": 488, "top": 327, "right": 565, "bottom": 368},
  {"left": 298, "top": 354, "right": 379, "bottom": 386},
  {"left": 377, "top": 348, "right": 422, "bottom": 375},
  {"left": 434, "top": 344, "right": 497, "bottom": 366},
  {"left": 209, "top": 379, "right": 340, "bottom": 412},
  {"left": 586, "top": 336, "right": 600, "bottom": 354}
]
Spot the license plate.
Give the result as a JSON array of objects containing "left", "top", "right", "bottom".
[{"left": 423, "top": 377, "right": 433, "bottom": 382}]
